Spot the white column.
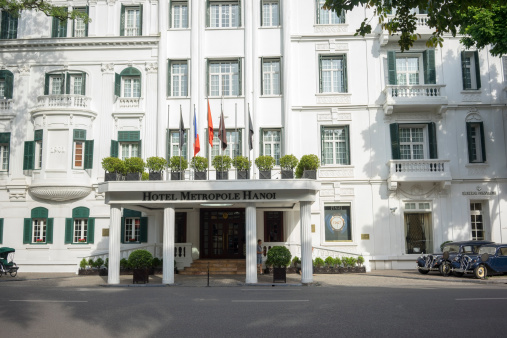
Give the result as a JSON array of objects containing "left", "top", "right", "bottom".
[
  {"left": 245, "top": 203, "right": 257, "bottom": 284},
  {"left": 300, "top": 201, "right": 313, "bottom": 283},
  {"left": 108, "top": 204, "right": 122, "bottom": 284},
  {"left": 163, "top": 205, "right": 175, "bottom": 284},
  {"left": 99, "top": 64, "right": 115, "bottom": 180},
  {"left": 281, "top": 0, "right": 292, "bottom": 154},
  {"left": 145, "top": 65, "right": 158, "bottom": 157},
  {"left": 157, "top": 0, "right": 168, "bottom": 156}
]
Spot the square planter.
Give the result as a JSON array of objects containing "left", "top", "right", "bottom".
[
  {"left": 132, "top": 268, "right": 149, "bottom": 284},
  {"left": 273, "top": 267, "right": 287, "bottom": 283},
  {"left": 149, "top": 172, "right": 162, "bottom": 180},
  {"left": 125, "top": 173, "right": 141, "bottom": 181},
  {"left": 237, "top": 170, "right": 250, "bottom": 179},
  {"left": 281, "top": 170, "right": 294, "bottom": 179},
  {"left": 105, "top": 172, "right": 121, "bottom": 181},
  {"left": 216, "top": 171, "right": 228, "bottom": 180},
  {"left": 171, "top": 172, "right": 184, "bottom": 180},
  {"left": 259, "top": 170, "right": 271, "bottom": 179},
  {"left": 194, "top": 171, "right": 207, "bottom": 180},
  {"left": 303, "top": 170, "right": 317, "bottom": 179}
]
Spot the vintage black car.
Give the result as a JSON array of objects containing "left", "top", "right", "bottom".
[
  {"left": 416, "top": 240, "right": 493, "bottom": 276},
  {"left": 451, "top": 244, "right": 507, "bottom": 279}
]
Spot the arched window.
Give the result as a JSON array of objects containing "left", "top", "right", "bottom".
[
  {"left": 115, "top": 67, "right": 142, "bottom": 97},
  {"left": 24, "top": 207, "right": 53, "bottom": 244},
  {"left": 66, "top": 207, "right": 95, "bottom": 244},
  {"left": 0, "top": 70, "right": 14, "bottom": 99}
]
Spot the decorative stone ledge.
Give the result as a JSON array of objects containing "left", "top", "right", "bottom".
[{"left": 29, "top": 185, "right": 92, "bottom": 201}]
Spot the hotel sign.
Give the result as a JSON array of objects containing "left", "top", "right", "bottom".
[
  {"left": 142, "top": 191, "right": 277, "bottom": 202},
  {"left": 462, "top": 191, "right": 496, "bottom": 196}
]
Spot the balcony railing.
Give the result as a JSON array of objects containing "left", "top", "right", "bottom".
[
  {"left": 388, "top": 159, "right": 451, "bottom": 190},
  {"left": 36, "top": 95, "right": 91, "bottom": 109},
  {"left": 383, "top": 84, "right": 448, "bottom": 114},
  {"left": 0, "top": 99, "right": 13, "bottom": 110},
  {"left": 116, "top": 97, "right": 143, "bottom": 110}
]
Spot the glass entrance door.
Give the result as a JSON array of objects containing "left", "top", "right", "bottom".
[{"left": 200, "top": 209, "right": 245, "bottom": 259}]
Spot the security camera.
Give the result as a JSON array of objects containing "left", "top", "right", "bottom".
[{"left": 390, "top": 207, "right": 397, "bottom": 213}]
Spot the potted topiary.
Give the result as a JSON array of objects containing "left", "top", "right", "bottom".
[
  {"left": 191, "top": 156, "right": 208, "bottom": 180},
  {"left": 141, "top": 172, "right": 149, "bottom": 181},
  {"left": 146, "top": 156, "right": 167, "bottom": 180},
  {"left": 279, "top": 154, "right": 298, "bottom": 179},
  {"left": 265, "top": 246, "right": 292, "bottom": 283},
  {"left": 212, "top": 155, "right": 232, "bottom": 180},
  {"left": 232, "top": 155, "right": 252, "bottom": 179},
  {"left": 255, "top": 155, "right": 276, "bottom": 179},
  {"left": 295, "top": 154, "right": 320, "bottom": 179},
  {"left": 168, "top": 156, "right": 188, "bottom": 180},
  {"left": 124, "top": 157, "right": 145, "bottom": 181},
  {"left": 102, "top": 157, "right": 125, "bottom": 181},
  {"left": 128, "top": 249, "right": 153, "bottom": 284}
]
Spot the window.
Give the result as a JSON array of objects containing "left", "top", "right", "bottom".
[
  {"left": 321, "top": 126, "right": 350, "bottom": 165},
  {"left": 44, "top": 72, "right": 86, "bottom": 95},
  {"left": 73, "top": 129, "right": 93, "bottom": 169},
  {"left": 175, "top": 212, "right": 187, "bottom": 243},
  {"left": 390, "top": 123, "right": 437, "bottom": 160},
  {"left": 121, "top": 4, "right": 143, "bottom": 36},
  {"left": 170, "top": 1, "right": 188, "bottom": 28},
  {"left": 111, "top": 131, "right": 141, "bottom": 160},
  {"left": 316, "top": 0, "right": 345, "bottom": 24},
  {"left": 115, "top": 67, "right": 142, "bottom": 98},
  {"left": 51, "top": 8, "right": 68, "bottom": 38},
  {"left": 73, "top": 7, "right": 89, "bottom": 37},
  {"left": 23, "top": 207, "right": 53, "bottom": 244},
  {"left": 264, "top": 211, "right": 283, "bottom": 242},
  {"left": 168, "top": 60, "right": 188, "bottom": 96},
  {"left": 166, "top": 129, "right": 188, "bottom": 160},
  {"left": 387, "top": 50, "right": 435, "bottom": 85},
  {"left": 65, "top": 207, "right": 95, "bottom": 244},
  {"left": 210, "top": 129, "right": 241, "bottom": 161},
  {"left": 324, "top": 203, "right": 351, "bottom": 242},
  {"left": 261, "top": 1, "right": 279, "bottom": 27},
  {"left": 260, "top": 129, "right": 281, "bottom": 165},
  {"left": 0, "top": 132, "right": 10, "bottom": 172},
  {"left": 466, "top": 122, "right": 486, "bottom": 163},
  {"left": 207, "top": 59, "right": 242, "bottom": 96},
  {"left": 0, "top": 70, "right": 14, "bottom": 99},
  {"left": 405, "top": 212, "right": 432, "bottom": 254},
  {"left": 23, "top": 130, "right": 43, "bottom": 170},
  {"left": 461, "top": 51, "right": 481, "bottom": 90},
  {"left": 261, "top": 58, "right": 281, "bottom": 95},
  {"left": 121, "top": 209, "right": 147, "bottom": 243},
  {"left": 0, "top": 11, "right": 18, "bottom": 39},
  {"left": 319, "top": 55, "right": 347, "bottom": 93},
  {"left": 470, "top": 202, "right": 485, "bottom": 240},
  {"left": 207, "top": 1, "right": 241, "bottom": 28}
]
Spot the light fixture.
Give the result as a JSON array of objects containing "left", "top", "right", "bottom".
[
  {"left": 390, "top": 207, "right": 397, "bottom": 213},
  {"left": 200, "top": 203, "right": 233, "bottom": 207}
]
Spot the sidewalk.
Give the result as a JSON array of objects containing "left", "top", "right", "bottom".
[{"left": 2, "top": 270, "right": 506, "bottom": 288}]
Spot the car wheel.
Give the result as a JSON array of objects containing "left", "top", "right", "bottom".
[
  {"left": 9, "top": 264, "right": 17, "bottom": 277},
  {"left": 453, "top": 271, "right": 464, "bottom": 277},
  {"left": 418, "top": 269, "right": 429, "bottom": 275},
  {"left": 439, "top": 262, "right": 451, "bottom": 276},
  {"left": 474, "top": 265, "right": 487, "bottom": 279}
]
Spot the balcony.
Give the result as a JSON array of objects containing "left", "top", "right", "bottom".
[
  {"left": 36, "top": 95, "right": 91, "bottom": 110},
  {"left": 381, "top": 14, "right": 433, "bottom": 45},
  {"left": 0, "top": 99, "right": 13, "bottom": 110},
  {"left": 383, "top": 85, "right": 448, "bottom": 115},
  {"left": 387, "top": 159, "right": 451, "bottom": 191}
]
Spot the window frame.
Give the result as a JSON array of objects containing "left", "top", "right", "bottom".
[
  {"left": 72, "top": 7, "right": 89, "bottom": 37},
  {"left": 0, "top": 132, "right": 11, "bottom": 172},
  {"left": 461, "top": 51, "right": 481, "bottom": 90},
  {"left": 207, "top": 59, "right": 242, "bottom": 97},
  {"left": 0, "top": 70, "right": 14, "bottom": 99},
  {"left": 466, "top": 122, "right": 486, "bottom": 163},
  {"left": 261, "top": 57, "right": 281, "bottom": 96},
  {"left": 318, "top": 54, "right": 348, "bottom": 93},
  {"left": 51, "top": 7, "right": 68, "bottom": 38},
  {"left": 44, "top": 72, "right": 86, "bottom": 96},
  {"left": 115, "top": 67, "right": 142, "bottom": 98},
  {"left": 207, "top": 0, "right": 241, "bottom": 28},
  {"left": 166, "top": 128, "right": 189, "bottom": 161},
  {"left": 113, "top": 131, "right": 141, "bottom": 160},
  {"left": 259, "top": 128, "right": 281, "bottom": 165},
  {"left": 65, "top": 207, "right": 95, "bottom": 244},
  {"left": 1, "top": 10, "right": 19, "bottom": 39},
  {"left": 168, "top": 60, "right": 189, "bottom": 97},
  {"left": 24, "top": 207, "right": 53, "bottom": 245},
  {"left": 470, "top": 202, "right": 485, "bottom": 241},
  {"left": 316, "top": 0, "right": 345, "bottom": 25},
  {"left": 261, "top": 0, "right": 280, "bottom": 27},
  {"left": 121, "top": 209, "right": 148, "bottom": 244},
  {"left": 321, "top": 125, "right": 350, "bottom": 165},
  {"left": 395, "top": 54, "right": 423, "bottom": 86},
  {"left": 170, "top": 1, "right": 189, "bottom": 29},
  {"left": 387, "top": 50, "right": 436, "bottom": 86},
  {"left": 121, "top": 4, "right": 143, "bottom": 36},
  {"left": 324, "top": 203, "right": 352, "bottom": 242},
  {"left": 398, "top": 125, "right": 428, "bottom": 160},
  {"left": 390, "top": 122, "right": 438, "bottom": 160},
  {"left": 209, "top": 129, "right": 242, "bottom": 162}
]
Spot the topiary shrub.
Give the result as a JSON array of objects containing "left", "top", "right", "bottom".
[
  {"left": 88, "top": 258, "right": 95, "bottom": 268},
  {"left": 324, "top": 256, "right": 335, "bottom": 267},
  {"left": 120, "top": 258, "right": 129, "bottom": 269},
  {"left": 357, "top": 256, "right": 365, "bottom": 266},
  {"left": 80, "top": 258, "right": 87, "bottom": 269},
  {"left": 291, "top": 256, "right": 301, "bottom": 267},
  {"left": 101, "top": 157, "right": 125, "bottom": 173},
  {"left": 152, "top": 257, "right": 162, "bottom": 268},
  {"left": 280, "top": 154, "right": 299, "bottom": 170},
  {"left": 124, "top": 157, "right": 146, "bottom": 174},
  {"left": 232, "top": 156, "right": 252, "bottom": 171},
  {"left": 212, "top": 155, "right": 232, "bottom": 171},
  {"left": 255, "top": 155, "right": 276, "bottom": 171},
  {"left": 146, "top": 156, "right": 167, "bottom": 172},
  {"left": 168, "top": 156, "right": 188, "bottom": 172},
  {"left": 94, "top": 258, "right": 104, "bottom": 269},
  {"left": 191, "top": 156, "right": 208, "bottom": 172},
  {"left": 265, "top": 246, "right": 292, "bottom": 268},
  {"left": 314, "top": 257, "right": 325, "bottom": 267},
  {"left": 141, "top": 172, "right": 149, "bottom": 180},
  {"left": 128, "top": 249, "right": 153, "bottom": 269},
  {"left": 295, "top": 154, "right": 320, "bottom": 178},
  {"left": 334, "top": 257, "right": 342, "bottom": 267}
]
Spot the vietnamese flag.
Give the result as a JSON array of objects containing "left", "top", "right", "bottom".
[
  {"left": 193, "top": 107, "right": 200, "bottom": 156},
  {"left": 207, "top": 100, "right": 213, "bottom": 146}
]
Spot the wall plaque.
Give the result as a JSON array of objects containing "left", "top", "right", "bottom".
[{"left": 361, "top": 234, "right": 370, "bottom": 240}]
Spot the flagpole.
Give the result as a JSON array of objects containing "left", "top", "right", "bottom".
[
  {"left": 207, "top": 98, "right": 210, "bottom": 181},
  {"left": 247, "top": 103, "right": 250, "bottom": 166},
  {"left": 192, "top": 104, "right": 195, "bottom": 180},
  {"left": 179, "top": 105, "right": 182, "bottom": 179},
  {"left": 167, "top": 105, "right": 170, "bottom": 181}
]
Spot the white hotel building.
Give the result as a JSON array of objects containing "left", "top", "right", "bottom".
[{"left": 0, "top": 1, "right": 506, "bottom": 284}]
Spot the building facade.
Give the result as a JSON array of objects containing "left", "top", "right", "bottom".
[{"left": 1, "top": 1, "right": 507, "bottom": 282}]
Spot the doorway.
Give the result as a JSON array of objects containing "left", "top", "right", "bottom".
[{"left": 200, "top": 209, "right": 245, "bottom": 259}]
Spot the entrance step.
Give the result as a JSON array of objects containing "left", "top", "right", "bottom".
[{"left": 179, "top": 259, "right": 246, "bottom": 275}]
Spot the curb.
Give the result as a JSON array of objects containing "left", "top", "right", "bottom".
[{"left": 366, "top": 273, "right": 507, "bottom": 285}]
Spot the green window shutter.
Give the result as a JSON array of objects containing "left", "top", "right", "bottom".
[
  {"left": 259, "top": 128, "right": 264, "bottom": 155},
  {"left": 389, "top": 123, "right": 400, "bottom": 160},
  {"left": 0, "top": 132, "right": 10, "bottom": 172},
  {"left": 32, "top": 207, "right": 49, "bottom": 219},
  {"left": 124, "top": 209, "right": 142, "bottom": 217},
  {"left": 60, "top": 73, "right": 65, "bottom": 94},
  {"left": 138, "top": 140, "right": 142, "bottom": 158},
  {"left": 4, "top": 71, "right": 13, "bottom": 99},
  {"left": 118, "top": 131, "right": 140, "bottom": 142},
  {"left": 0, "top": 219, "right": 3, "bottom": 244},
  {"left": 168, "top": 1, "right": 172, "bottom": 28},
  {"left": 34, "top": 129, "right": 43, "bottom": 141},
  {"left": 66, "top": 73, "right": 71, "bottom": 94},
  {"left": 23, "top": 141, "right": 35, "bottom": 170},
  {"left": 238, "top": 129, "right": 243, "bottom": 156},
  {"left": 320, "top": 125, "right": 325, "bottom": 164},
  {"left": 140, "top": 217, "right": 148, "bottom": 243},
  {"left": 474, "top": 51, "right": 481, "bottom": 89},
  {"left": 65, "top": 218, "right": 73, "bottom": 244},
  {"left": 387, "top": 51, "right": 397, "bottom": 85},
  {"left": 315, "top": 0, "right": 320, "bottom": 24},
  {"left": 1, "top": 12, "right": 7, "bottom": 39},
  {"left": 466, "top": 122, "right": 474, "bottom": 163},
  {"left": 44, "top": 74, "right": 50, "bottom": 95},
  {"left": 461, "top": 51, "right": 467, "bottom": 90},
  {"left": 60, "top": 8, "right": 68, "bottom": 37},
  {"left": 260, "top": 57, "right": 264, "bottom": 95},
  {"left": 85, "top": 6, "right": 89, "bottom": 36},
  {"left": 427, "top": 122, "right": 438, "bottom": 159},
  {"left": 73, "top": 129, "right": 86, "bottom": 140},
  {"left": 238, "top": 58, "right": 243, "bottom": 96},
  {"left": 110, "top": 140, "right": 119, "bottom": 158},
  {"left": 87, "top": 218, "right": 95, "bottom": 244},
  {"left": 120, "top": 4, "right": 126, "bottom": 36},
  {"left": 115, "top": 73, "right": 121, "bottom": 97},
  {"left": 166, "top": 129, "right": 170, "bottom": 161},
  {"left": 238, "top": 0, "right": 242, "bottom": 27},
  {"left": 73, "top": 207, "right": 90, "bottom": 218},
  {"left": 206, "top": 59, "right": 210, "bottom": 96},
  {"left": 139, "top": 4, "right": 144, "bottom": 35},
  {"left": 423, "top": 49, "right": 436, "bottom": 84},
  {"left": 52, "top": 17, "right": 59, "bottom": 37},
  {"left": 167, "top": 60, "right": 171, "bottom": 96},
  {"left": 81, "top": 72, "right": 86, "bottom": 95},
  {"left": 342, "top": 54, "right": 348, "bottom": 92},
  {"left": 344, "top": 125, "right": 350, "bottom": 164},
  {"left": 84, "top": 140, "right": 94, "bottom": 169},
  {"left": 46, "top": 218, "right": 54, "bottom": 244},
  {"left": 206, "top": 0, "right": 210, "bottom": 27},
  {"left": 318, "top": 55, "right": 323, "bottom": 93},
  {"left": 279, "top": 57, "right": 284, "bottom": 95},
  {"left": 479, "top": 122, "right": 486, "bottom": 162},
  {"left": 121, "top": 217, "right": 126, "bottom": 243},
  {"left": 23, "top": 218, "right": 32, "bottom": 244}
]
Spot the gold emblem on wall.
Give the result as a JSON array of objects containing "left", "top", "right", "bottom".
[{"left": 222, "top": 212, "right": 228, "bottom": 219}]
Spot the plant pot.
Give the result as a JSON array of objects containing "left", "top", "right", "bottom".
[
  {"left": 281, "top": 170, "right": 294, "bottom": 179},
  {"left": 273, "top": 267, "right": 287, "bottom": 283},
  {"left": 259, "top": 170, "right": 271, "bottom": 179},
  {"left": 132, "top": 268, "right": 150, "bottom": 284},
  {"left": 216, "top": 171, "right": 228, "bottom": 180},
  {"left": 149, "top": 172, "right": 162, "bottom": 180},
  {"left": 303, "top": 170, "right": 317, "bottom": 179},
  {"left": 126, "top": 173, "right": 141, "bottom": 181},
  {"left": 105, "top": 172, "right": 121, "bottom": 181},
  {"left": 194, "top": 171, "right": 207, "bottom": 180},
  {"left": 237, "top": 170, "right": 250, "bottom": 179},
  {"left": 171, "top": 172, "right": 184, "bottom": 180}
]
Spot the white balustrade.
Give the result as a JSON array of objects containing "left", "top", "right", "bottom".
[
  {"left": 385, "top": 85, "right": 445, "bottom": 99},
  {"left": 0, "top": 99, "right": 13, "bottom": 110},
  {"left": 117, "top": 97, "right": 142, "bottom": 109},
  {"left": 37, "top": 95, "right": 91, "bottom": 109}
]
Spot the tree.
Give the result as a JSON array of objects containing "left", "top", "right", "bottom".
[
  {"left": 323, "top": 1, "right": 507, "bottom": 56},
  {"left": 1, "top": 0, "right": 90, "bottom": 23}
]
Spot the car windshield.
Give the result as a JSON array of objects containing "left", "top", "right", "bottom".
[
  {"left": 460, "top": 245, "right": 475, "bottom": 254},
  {"left": 442, "top": 244, "right": 460, "bottom": 253},
  {"left": 478, "top": 247, "right": 497, "bottom": 255}
]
